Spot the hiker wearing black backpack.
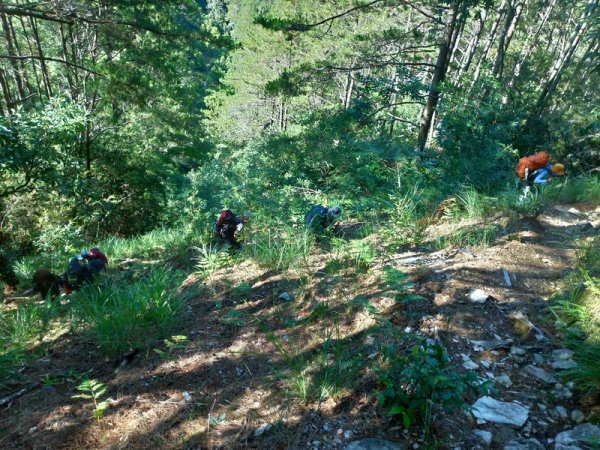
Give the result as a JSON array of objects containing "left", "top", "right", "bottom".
[
  {"left": 214, "top": 209, "right": 244, "bottom": 249},
  {"left": 304, "top": 205, "right": 341, "bottom": 233}
]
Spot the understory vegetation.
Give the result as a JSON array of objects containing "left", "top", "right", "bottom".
[{"left": 0, "top": 0, "right": 599, "bottom": 446}]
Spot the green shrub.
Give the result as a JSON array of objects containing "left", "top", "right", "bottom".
[
  {"left": 246, "top": 228, "right": 313, "bottom": 271},
  {"left": 427, "top": 224, "right": 498, "bottom": 250},
  {"left": 71, "top": 268, "right": 182, "bottom": 356},
  {"left": 376, "top": 340, "right": 490, "bottom": 431}
]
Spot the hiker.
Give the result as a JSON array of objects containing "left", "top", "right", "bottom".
[
  {"left": 81, "top": 247, "right": 108, "bottom": 273},
  {"left": 304, "top": 205, "right": 341, "bottom": 232},
  {"left": 32, "top": 268, "right": 64, "bottom": 300},
  {"left": 214, "top": 209, "right": 244, "bottom": 249},
  {"left": 515, "top": 151, "right": 565, "bottom": 186}
]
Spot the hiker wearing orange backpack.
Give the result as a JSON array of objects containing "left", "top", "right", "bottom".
[{"left": 515, "top": 151, "right": 565, "bottom": 187}]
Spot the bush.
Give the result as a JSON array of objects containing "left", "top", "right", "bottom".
[
  {"left": 376, "top": 339, "right": 490, "bottom": 432},
  {"left": 71, "top": 268, "right": 182, "bottom": 356},
  {"left": 246, "top": 227, "right": 313, "bottom": 271}
]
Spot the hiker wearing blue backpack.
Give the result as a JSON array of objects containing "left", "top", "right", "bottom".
[{"left": 304, "top": 205, "right": 341, "bottom": 233}]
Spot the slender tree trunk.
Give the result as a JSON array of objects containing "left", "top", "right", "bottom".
[
  {"left": 0, "top": 67, "right": 11, "bottom": 112},
  {"left": 534, "top": 0, "right": 596, "bottom": 115},
  {"left": 343, "top": 70, "right": 354, "bottom": 109},
  {"left": 492, "top": 0, "right": 526, "bottom": 79},
  {"left": 511, "top": 0, "right": 557, "bottom": 84},
  {"left": 417, "top": 2, "right": 463, "bottom": 151},
  {"left": 17, "top": 14, "right": 42, "bottom": 99},
  {"left": 0, "top": 13, "right": 25, "bottom": 100},
  {"left": 59, "top": 23, "right": 76, "bottom": 100},
  {"left": 471, "top": 0, "right": 507, "bottom": 85},
  {"left": 29, "top": 16, "right": 52, "bottom": 98},
  {"left": 457, "top": 9, "right": 487, "bottom": 78}
]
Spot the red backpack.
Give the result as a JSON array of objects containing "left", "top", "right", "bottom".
[{"left": 515, "top": 151, "right": 549, "bottom": 180}]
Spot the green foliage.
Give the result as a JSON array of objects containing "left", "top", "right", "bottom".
[
  {"left": 327, "top": 238, "right": 376, "bottom": 272},
  {"left": 376, "top": 340, "right": 490, "bottom": 431},
  {"left": 552, "top": 236, "right": 600, "bottom": 401},
  {"left": 72, "top": 379, "right": 110, "bottom": 422},
  {"left": 194, "top": 244, "right": 234, "bottom": 277},
  {"left": 154, "top": 335, "right": 190, "bottom": 360},
  {"left": 71, "top": 269, "right": 182, "bottom": 356},
  {"left": 246, "top": 228, "right": 313, "bottom": 271},
  {"left": 509, "top": 188, "right": 548, "bottom": 219},
  {"left": 427, "top": 225, "right": 498, "bottom": 250},
  {"left": 380, "top": 266, "right": 424, "bottom": 304}
]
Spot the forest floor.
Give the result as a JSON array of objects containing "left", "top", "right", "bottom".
[{"left": 1, "top": 202, "right": 599, "bottom": 450}]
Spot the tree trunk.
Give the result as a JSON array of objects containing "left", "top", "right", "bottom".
[
  {"left": 417, "top": 2, "right": 463, "bottom": 151},
  {"left": 457, "top": 9, "right": 487, "bottom": 78},
  {"left": 29, "top": 16, "right": 52, "bottom": 98},
  {"left": 534, "top": 0, "right": 596, "bottom": 116},
  {"left": 471, "top": 0, "right": 507, "bottom": 85},
  {"left": 0, "top": 13, "right": 26, "bottom": 100},
  {"left": 492, "top": 0, "right": 526, "bottom": 79},
  {"left": 511, "top": 0, "right": 557, "bottom": 84}
]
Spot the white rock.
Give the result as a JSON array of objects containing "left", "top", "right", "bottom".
[
  {"left": 511, "top": 346, "right": 527, "bottom": 356},
  {"left": 555, "top": 423, "right": 600, "bottom": 446},
  {"left": 473, "top": 429, "right": 493, "bottom": 447},
  {"left": 181, "top": 391, "right": 192, "bottom": 402},
  {"left": 552, "top": 349, "right": 575, "bottom": 360},
  {"left": 495, "top": 374, "right": 513, "bottom": 387},
  {"left": 254, "top": 423, "right": 272, "bottom": 437},
  {"left": 344, "top": 430, "right": 353, "bottom": 440},
  {"left": 503, "top": 438, "right": 544, "bottom": 449},
  {"left": 343, "top": 439, "right": 404, "bottom": 450},
  {"left": 556, "top": 406, "right": 568, "bottom": 419},
  {"left": 468, "top": 289, "right": 489, "bottom": 303},
  {"left": 571, "top": 410, "right": 585, "bottom": 424},
  {"left": 552, "top": 360, "right": 578, "bottom": 370},
  {"left": 471, "top": 396, "right": 529, "bottom": 427},
  {"left": 480, "top": 360, "right": 491, "bottom": 369},
  {"left": 278, "top": 292, "right": 292, "bottom": 301},
  {"left": 525, "top": 365, "right": 558, "bottom": 383},
  {"left": 462, "top": 354, "right": 480, "bottom": 370}
]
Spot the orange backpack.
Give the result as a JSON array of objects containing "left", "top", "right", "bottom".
[{"left": 515, "top": 151, "right": 549, "bottom": 180}]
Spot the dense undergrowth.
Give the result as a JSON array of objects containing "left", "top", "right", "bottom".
[{"left": 0, "top": 174, "right": 598, "bottom": 440}]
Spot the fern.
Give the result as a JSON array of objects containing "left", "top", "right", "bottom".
[{"left": 380, "top": 266, "right": 424, "bottom": 303}]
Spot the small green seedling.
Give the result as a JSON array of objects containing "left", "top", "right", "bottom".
[
  {"left": 154, "top": 335, "right": 189, "bottom": 360},
  {"left": 209, "top": 412, "right": 226, "bottom": 425},
  {"left": 72, "top": 379, "right": 109, "bottom": 422}
]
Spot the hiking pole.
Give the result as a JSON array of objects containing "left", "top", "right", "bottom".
[{"left": 552, "top": 174, "right": 567, "bottom": 206}]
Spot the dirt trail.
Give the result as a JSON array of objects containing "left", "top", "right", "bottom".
[{"left": 0, "top": 203, "right": 598, "bottom": 450}]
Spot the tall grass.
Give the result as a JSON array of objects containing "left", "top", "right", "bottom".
[
  {"left": 71, "top": 268, "right": 183, "bottom": 356},
  {"left": 246, "top": 228, "right": 314, "bottom": 271},
  {"left": 552, "top": 236, "right": 600, "bottom": 402}
]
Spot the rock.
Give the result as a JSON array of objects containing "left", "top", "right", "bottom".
[
  {"left": 555, "top": 424, "right": 600, "bottom": 447},
  {"left": 278, "top": 292, "right": 292, "bottom": 302},
  {"left": 471, "top": 396, "right": 529, "bottom": 427},
  {"left": 556, "top": 406, "right": 568, "bottom": 419},
  {"left": 570, "top": 410, "right": 585, "bottom": 424},
  {"left": 473, "top": 429, "right": 492, "bottom": 446},
  {"left": 507, "top": 310, "right": 537, "bottom": 338},
  {"left": 181, "top": 391, "right": 192, "bottom": 402},
  {"left": 511, "top": 346, "right": 527, "bottom": 356},
  {"left": 462, "top": 354, "right": 480, "bottom": 370},
  {"left": 254, "top": 423, "right": 273, "bottom": 437},
  {"left": 471, "top": 339, "right": 514, "bottom": 351},
  {"left": 480, "top": 360, "right": 491, "bottom": 369},
  {"left": 552, "top": 349, "right": 575, "bottom": 360},
  {"left": 343, "top": 438, "right": 404, "bottom": 450},
  {"left": 344, "top": 430, "right": 353, "bottom": 440},
  {"left": 552, "top": 360, "right": 578, "bottom": 370},
  {"left": 533, "top": 353, "right": 545, "bottom": 364},
  {"left": 468, "top": 289, "right": 489, "bottom": 304},
  {"left": 503, "top": 438, "right": 544, "bottom": 450},
  {"left": 525, "top": 365, "right": 558, "bottom": 384},
  {"left": 552, "top": 386, "right": 573, "bottom": 400},
  {"left": 495, "top": 374, "right": 513, "bottom": 387},
  {"left": 554, "top": 445, "right": 583, "bottom": 450}
]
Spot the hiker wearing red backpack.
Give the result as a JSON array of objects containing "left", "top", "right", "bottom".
[
  {"left": 515, "top": 151, "right": 565, "bottom": 187},
  {"left": 214, "top": 209, "right": 244, "bottom": 249}
]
